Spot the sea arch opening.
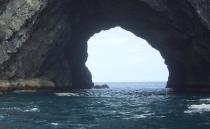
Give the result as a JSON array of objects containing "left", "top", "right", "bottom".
[{"left": 86, "top": 26, "right": 169, "bottom": 88}]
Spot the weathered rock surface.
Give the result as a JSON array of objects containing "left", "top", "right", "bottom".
[
  {"left": 0, "top": 78, "right": 54, "bottom": 92},
  {"left": 0, "top": 0, "right": 210, "bottom": 91}
]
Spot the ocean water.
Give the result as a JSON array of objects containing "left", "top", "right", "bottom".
[{"left": 0, "top": 82, "right": 210, "bottom": 129}]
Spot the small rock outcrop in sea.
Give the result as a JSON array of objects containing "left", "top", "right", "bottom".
[
  {"left": 0, "top": 79, "right": 55, "bottom": 92},
  {"left": 94, "top": 84, "right": 109, "bottom": 89},
  {"left": 0, "top": 0, "right": 210, "bottom": 91}
]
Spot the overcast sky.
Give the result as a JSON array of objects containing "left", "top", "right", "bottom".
[{"left": 86, "top": 27, "right": 169, "bottom": 82}]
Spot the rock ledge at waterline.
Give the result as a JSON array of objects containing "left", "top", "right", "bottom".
[{"left": 0, "top": 79, "right": 55, "bottom": 92}]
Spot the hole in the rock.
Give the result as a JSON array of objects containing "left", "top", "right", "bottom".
[{"left": 86, "top": 27, "right": 169, "bottom": 88}]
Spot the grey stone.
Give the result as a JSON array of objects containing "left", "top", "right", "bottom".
[{"left": 0, "top": 0, "right": 209, "bottom": 91}]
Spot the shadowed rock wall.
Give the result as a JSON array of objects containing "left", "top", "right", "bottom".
[{"left": 0, "top": 0, "right": 210, "bottom": 91}]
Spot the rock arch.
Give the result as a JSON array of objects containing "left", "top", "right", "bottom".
[
  {"left": 86, "top": 26, "right": 169, "bottom": 82},
  {"left": 0, "top": 0, "right": 209, "bottom": 91}
]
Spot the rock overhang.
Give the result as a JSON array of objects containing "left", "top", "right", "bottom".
[{"left": 0, "top": 0, "right": 209, "bottom": 91}]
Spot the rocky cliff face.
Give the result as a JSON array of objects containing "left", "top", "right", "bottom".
[{"left": 0, "top": 0, "right": 210, "bottom": 91}]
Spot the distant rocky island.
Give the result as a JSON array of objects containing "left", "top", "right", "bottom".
[{"left": 94, "top": 84, "right": 109, "bottom": 89}]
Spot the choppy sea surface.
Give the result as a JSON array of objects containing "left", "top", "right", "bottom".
[{"left": 0, "top": 82, "right": 210, "bottom": 129}]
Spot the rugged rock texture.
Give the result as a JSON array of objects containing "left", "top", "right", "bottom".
[
  {"left": 0, "top": 78, "right": 54, "bottom": 92},
  {"left": 0, "top": 0, "right": 210, "bottom": 91}
]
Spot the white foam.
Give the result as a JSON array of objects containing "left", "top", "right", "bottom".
[
  {"left": 200, "top": 98, "right": 210, "bottom": 101},
  {"left": 24, "top": 107, "right": 40, "bottom": 112},
  {"left": 14, "top": 90, "right": 37, "bottom": 93},
  {"left": 135, "top": 114, "right": 148, "bottom": 118},
  {"left": 185, "top": 104, "right": 210, "bottom": 113},
  {"left": 124, "top": 113, "right": 154, "bottom": 120},
  {"left": 55, "top": 93, "right": 80, "bottom": 97},
  {"left": 0, "top": 107, "right": 22, "bottom": 112},
  {"left": 50, "top": 123, "right": 59, "bottom": 126},
  {"left": 0, "top": 115, "right": 5, "bottom": 120},
  {"left": 156, "top": 116, "right": 166, "bottom": 118},
  {"left": 0, "top": 106, "right": 40, "bottom": 113}
]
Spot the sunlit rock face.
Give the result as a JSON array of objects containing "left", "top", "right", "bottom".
[{"left": 0, "top": 0, "right": 209, "bottom": 91}]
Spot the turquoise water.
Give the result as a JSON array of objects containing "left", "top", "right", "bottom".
[{"left": 0, "top": 82, "right": 210, "bottom": 129}]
